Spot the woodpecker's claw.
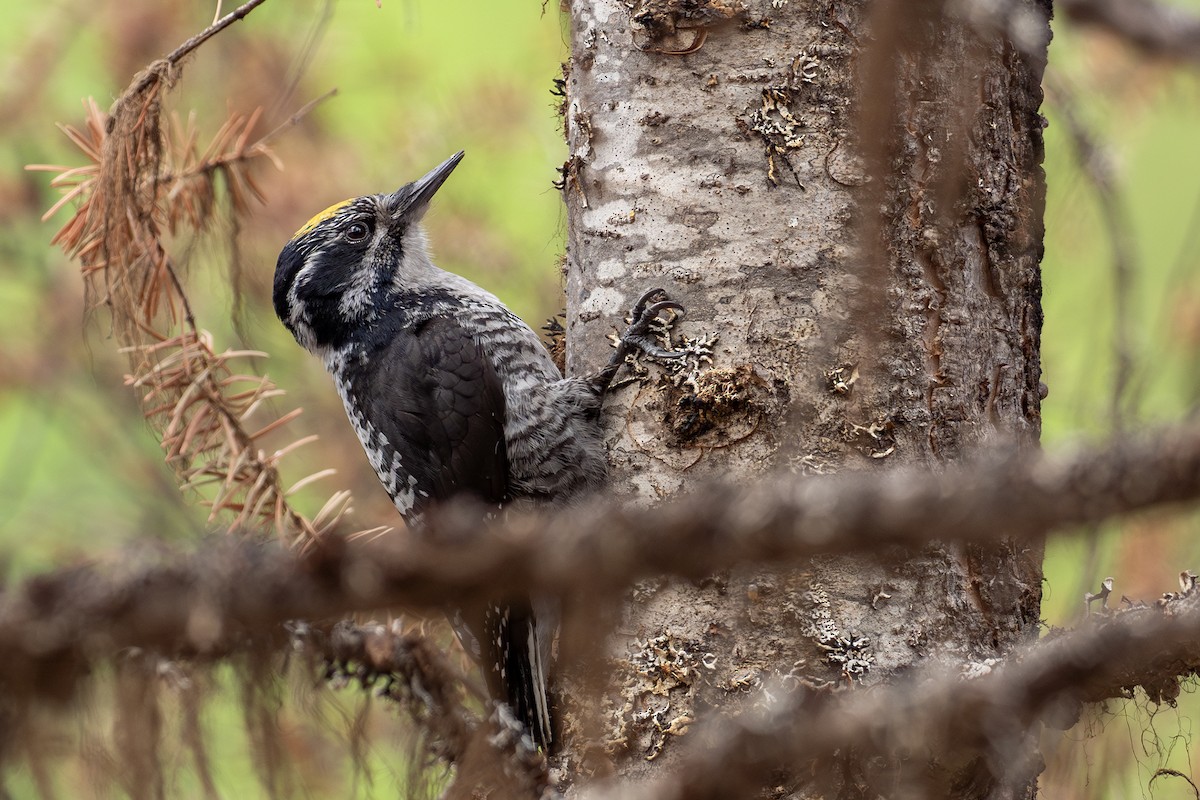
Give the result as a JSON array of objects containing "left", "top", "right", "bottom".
[
  {"left": 630, "top": 287, "right": 672, "bottom": 320},
  {"left": 644, "top": 299, "right": 686, "bottom": 321}
]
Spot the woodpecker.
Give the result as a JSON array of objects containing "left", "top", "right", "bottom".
[{"left": 273, "top": 151, "right": 681, "bottom": 750}]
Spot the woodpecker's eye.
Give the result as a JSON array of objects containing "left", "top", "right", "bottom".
[{"left": 344, "top": 221, "right": 371, "bottom": 243}]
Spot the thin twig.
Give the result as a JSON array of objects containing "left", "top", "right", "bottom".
[
  {"left": 1047, "top": 75, "right": 1139, "bottom": 429},
  {"left": 127, "top": 0, "right": 270, "bottom": 98},
  {"left": 257, "top": 87, "right": 338, "bottom": 146}
]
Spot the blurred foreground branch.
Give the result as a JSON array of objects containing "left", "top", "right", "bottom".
[
  {"left": 1058, "top": 0, "right": 1200, "bottom": 61},
  {"left": 2, "top": 421, "right": 1200, "bottom": 700},
  {"left": 585, "top": 588, "right": 1200, "bottom": 800}
]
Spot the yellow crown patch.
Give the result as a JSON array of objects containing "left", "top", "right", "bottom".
[{"left": 294, "top": 199, "right": 354, "bottom": 237}]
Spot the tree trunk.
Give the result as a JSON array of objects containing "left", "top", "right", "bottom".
[{"left": 561, "top": 0, "right": 1048, "bottom": 797}]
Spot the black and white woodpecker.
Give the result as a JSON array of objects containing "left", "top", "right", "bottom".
[{"left": 272, "top": 151, "right": 681, "bottom": 750}]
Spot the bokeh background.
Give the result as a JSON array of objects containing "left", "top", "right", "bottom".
[{"left": 1, "top": 0, "right": 1198, "bottom": 796}]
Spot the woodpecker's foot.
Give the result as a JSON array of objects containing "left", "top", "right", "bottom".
[
  {"left": 622, "top": 288, "right": 686, "bottom": 360},
  {"left": 593, "top": 288, "right": 685, "bottom": 392}
]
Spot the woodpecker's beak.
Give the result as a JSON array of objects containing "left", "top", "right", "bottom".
[{"left": 391, "top": 151, "right": 465, "bottom": 222}]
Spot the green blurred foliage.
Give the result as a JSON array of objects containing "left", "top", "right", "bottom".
[
  {"left": 0, "top": 0, "right": 1199, "bottom": 797},
  {"left": 1038, "top": 15, "right": 1200, "bottom": 799}
]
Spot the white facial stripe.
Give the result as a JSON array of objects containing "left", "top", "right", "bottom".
[
  {"left": 286, "top": 291, "right": 315, "bottom": 351},
  {"left": 337, "top": 228, "right": 387, "bottom": 321},
  {"left": 291, "top": 244, "right": 324, "bottom": 294}
]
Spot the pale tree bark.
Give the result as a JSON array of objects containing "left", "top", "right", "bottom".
[{"left": 560, "top": 0, "right": 1049, "bottom": 797}]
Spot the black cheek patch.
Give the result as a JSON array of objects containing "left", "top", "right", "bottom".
[
  {"left": 302, "top": 261, "right": 351, "bottom": 298},
  {"left": 306, "top": 242, "right": 371, "bottom": 295},
  {"left": 306, "top": 294, "right": 352, "bottom": 348}
]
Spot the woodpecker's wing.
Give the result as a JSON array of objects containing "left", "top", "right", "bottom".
[
  {"left": 352, "top": 314, "right": 509, "bottom": 517},
  {"left": 346, "top": 316, "right": 553, "bottom": 748}
]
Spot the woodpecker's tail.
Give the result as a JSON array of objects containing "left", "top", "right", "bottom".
[{"left": 483, "top": 602, "right": 555, "bottom": 751}]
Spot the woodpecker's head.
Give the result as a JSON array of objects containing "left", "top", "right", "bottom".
[{"left": 273, "top": 151, "right": 464, "bottom": 353}]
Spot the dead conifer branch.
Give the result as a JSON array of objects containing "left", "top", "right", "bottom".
[
  {"left": 27, "top": 4, "right": 345, "bottom": 545},
  {"left": 258, "top": 87, "right": 339, "bottom": 146},
  {"left": 119, "top": 331, "right": 336, "bottom": 540},
  {"left": 159, "top": 108, "right": 274, "bottom": 232}
]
